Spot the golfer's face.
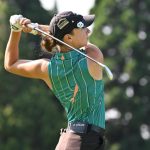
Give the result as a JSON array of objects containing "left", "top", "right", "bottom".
[{"left": 72, "top": 27, "right": 90, "bottom": 48}]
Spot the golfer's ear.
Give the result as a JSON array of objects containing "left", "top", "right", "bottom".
[{"left": 63, "top": 34, "right": 73, "bottom": 42}]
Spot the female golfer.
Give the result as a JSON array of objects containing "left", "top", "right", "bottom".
[{"left": 5, "top": 11, "right": 105, "bottom": 150}]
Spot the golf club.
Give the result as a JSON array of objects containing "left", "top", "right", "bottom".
[{"left": 27, "top": 23, "right": 113, "bottom": 80}]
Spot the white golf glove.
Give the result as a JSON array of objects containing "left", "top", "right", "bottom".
[
  {"left": 9, "top": 14, "right": 23, "bottom": 32},
  {"left": 9, "top": 14, "right": 39, "bottom": 35}
]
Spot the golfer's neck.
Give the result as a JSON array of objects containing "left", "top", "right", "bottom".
[{"left": 60, "top": 46, "right": 72, "bottom": 53}]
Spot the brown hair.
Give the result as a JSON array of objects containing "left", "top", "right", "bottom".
[
  {"left": 40, "top": 29, "right": 76, "bottom": 53},
  {"left": 40, "top": 36, "right": 57, "bottom": 52}
]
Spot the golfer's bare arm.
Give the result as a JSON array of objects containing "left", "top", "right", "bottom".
[
  {"left": 37, "top": 24, "right": 49, "bottom": 34},
  {"left": 4, "top": 31, "right": 52, "bottom": 89},
  {"left": 86, "top": 43, "right": 103, "bottom": 80}
]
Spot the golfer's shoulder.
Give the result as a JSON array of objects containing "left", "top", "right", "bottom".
[
  {"left": 40, "top": 58, "right": 50, "bottom": 69},
  {"left": 34, "top": 58, "right": 50, "bottom": 72},
  {"left": 85, "top": 43, "right": 103, "bottom": 61}
]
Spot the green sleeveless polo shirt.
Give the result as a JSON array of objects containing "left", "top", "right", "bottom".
[{"left": 48, "top": 50, "right": 105, "bottom": 129}]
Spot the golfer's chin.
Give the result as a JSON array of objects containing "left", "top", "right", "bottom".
[
  {"left": 83, "top": 40, "right": 89, "bottom": 47},
  {"left": 79, "top": 45, "right": 87, "bottom": 50},
  {"left": 74, "top": 39, "right": 88, "bottom": 49},
  {"left": 80, "top": 44, "right": 89, "bottom": 50},
  {"left": 80, "top": 40, "right": 89, "bottom": 48}
]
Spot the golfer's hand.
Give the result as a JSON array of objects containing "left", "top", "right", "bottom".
[
  {"left": 20, "top": 18, "right": 39, "bottom": 35},
  {"left": 20, "top": 17, "right": 32, "bottom": 33},
  {"left": 9, "top": 14, "right": 31, "bottom": 32},
  {"left": 9, "top": 14, "right": 23, "bottom": 32},
  {"left": 9, "top": 14, "right": 38, "bottom": 35}
]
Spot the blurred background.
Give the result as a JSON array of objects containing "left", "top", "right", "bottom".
[{"left": 0, "top": 0, "right": 150, "bottom": 150}]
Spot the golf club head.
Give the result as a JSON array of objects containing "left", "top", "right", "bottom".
[{"left": 104, "top": 66, "right": 113, "bottom": 80}]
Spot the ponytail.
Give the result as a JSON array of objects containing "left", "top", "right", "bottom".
[{"left": 40, "top": 35, "right": 57, "bottom": 52}]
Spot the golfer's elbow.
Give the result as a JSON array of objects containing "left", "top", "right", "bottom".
[
  {"left": 4, "top": 58, "right": 9, "bottom": 71},
  {"left": 4, "top": 51, "right": 18, "bottom": 73},
  {"left": 4, "top": 59, "right": 16, "bottom": 73},
  {"left": 4, "top": 63, "right": 13, "bottom": 72}
]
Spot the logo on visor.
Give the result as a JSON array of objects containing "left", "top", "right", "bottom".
[
  {"left": 57, "top": 18, "right": 69, "bottom": 29},
  {"left": 77, "top": 21, "right": 85, "bottom": 28}
]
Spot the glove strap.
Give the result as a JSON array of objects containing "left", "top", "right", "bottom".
[{"left": 10, "top": 24, "right": 22, "bottom": 32}]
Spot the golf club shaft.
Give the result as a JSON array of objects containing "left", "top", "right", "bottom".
[{"left": 27, "top": 24, "right": 113, "bottom": 80}]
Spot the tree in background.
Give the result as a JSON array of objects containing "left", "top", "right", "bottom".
[
  {"left": 0, "top": 0, "right": 65, "bottom": 150},
  {"left": 90, "top": 0, "right": 150, "bottom": 149},
  {"left": 1, "top": 0, "right": 150, "bottom": 149}
]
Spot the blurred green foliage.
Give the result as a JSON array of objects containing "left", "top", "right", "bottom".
[
  {"left": 0, "top": 0, "right": 65, "bottom": 150},
  {"left": 91, "top": 0, "right": 150, "bottom": 150},
  {"left": 0, "top": 0, "right": 150, "bottom": 150}
]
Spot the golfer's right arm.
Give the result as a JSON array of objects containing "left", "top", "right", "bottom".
[
  {"left": 4, "top": 30, "right": 49, "bottom": 80},
  {"left": 4, "top": 31, "right": 21, "bottom": 72}
]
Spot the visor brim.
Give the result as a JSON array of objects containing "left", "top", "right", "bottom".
[{"left": 83, "top": 15, "right": 95, "bottom": 27}]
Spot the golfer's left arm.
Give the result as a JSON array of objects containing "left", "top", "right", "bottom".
[{"left": 38, "top": 24, "right": 49, "bottom": 33}]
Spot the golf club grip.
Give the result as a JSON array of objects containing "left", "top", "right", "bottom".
[{"left": 27, "top": 23, "right": 36, "bottom": 29}]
